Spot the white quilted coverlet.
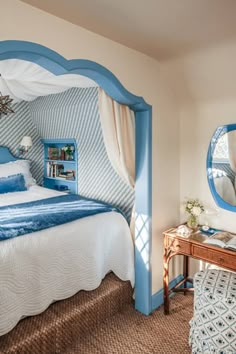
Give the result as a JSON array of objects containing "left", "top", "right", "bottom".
[{"left": 0, "top": 186, "right": 134, "bottom": 336}]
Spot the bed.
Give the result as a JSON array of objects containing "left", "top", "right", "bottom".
[{"left": 0, "top": 147, "right": 134, "bottom": 336}]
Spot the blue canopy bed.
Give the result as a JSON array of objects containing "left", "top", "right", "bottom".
[{"left": 0, "top": 39, "right": 152, "bottom": 337}]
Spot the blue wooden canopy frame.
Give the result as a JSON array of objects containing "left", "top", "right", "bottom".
[{"left": 0, "top": 40, "right": 153, "bottom": 315}]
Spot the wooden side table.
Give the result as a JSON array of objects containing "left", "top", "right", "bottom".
[{"left": 163, "top": 227, "right": 236, "bottom": 315}]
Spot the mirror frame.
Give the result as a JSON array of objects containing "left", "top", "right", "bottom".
[{"left": 207, "top": 123, "right": 236, "bottom": 212}]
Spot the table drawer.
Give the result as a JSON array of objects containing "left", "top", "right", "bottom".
[
  {"left": 167, "top": 237, "right": 191, "bottom": 255},
  {"left": 192, "top": 245, "right": 236, "bottom": 270}
]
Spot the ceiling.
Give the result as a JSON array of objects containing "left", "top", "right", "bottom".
[{"left": 20, "top": 0, "right": 236, "bottom": 61}]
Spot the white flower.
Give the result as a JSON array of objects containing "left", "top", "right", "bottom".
[
  {"left": 182, "top": 197, "right": 204, "bottom": 220},
  {"left": 192, "top": 206, "right": 201, "bottom": 216}
]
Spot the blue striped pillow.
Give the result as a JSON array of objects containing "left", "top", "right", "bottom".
[{"left": 0, "top": 173, "right": 27, "bottom": 194}]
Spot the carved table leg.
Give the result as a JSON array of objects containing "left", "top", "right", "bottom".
[
  {"left": 183, "top": 255, "right": 189, "bottom": 295},
  {"left": 163, "top": 241, "right": 170, "bottom": 315}
]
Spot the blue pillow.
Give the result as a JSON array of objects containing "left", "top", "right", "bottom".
[{"left": 0, "top": 173, "right": 27, "bottom": 194}]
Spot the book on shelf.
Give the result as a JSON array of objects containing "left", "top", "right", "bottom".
[
  {"left": 59, "top": 171, "right": 73, "bottom": 176},
  {"left": 47, "top": 162, "right": 54, "bottom": 177},
  {"left": 204, "top": 232, "right": 236, "bottom": 251},
  {"left": 60, "top": 149, "right": 65, "bottom": 160},
  {"left": 46, "top": 162, "right": 51, "bottom": 177},
  {"left": 66, "top": 170, "right": 76, "bottom": 178},
  {"left": 46, "top": 162, "right": 64, "bottom": 178},
  {"left": 58, "top": 174, "right": 75, "bottom": 180},
  {"left": 46, "top": 161, "right": 75, "bottom": 180},
  {"left": 52, "top": 163, "right": 57, "bottom": 178}
]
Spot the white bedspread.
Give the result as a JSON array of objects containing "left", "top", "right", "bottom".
[{"left": 0, "top": 186, "right": 134, "bottom": 336}]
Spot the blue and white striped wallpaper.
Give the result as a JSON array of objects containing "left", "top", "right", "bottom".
[
  {"left": 0, "top": 87, "right": 134, "bottom": 221},
  {"left": 29, "top": 87, "right": 134, "bottom": 221},
  {"left": 0, "top": 101, "right": 43, "bottom": 183}
]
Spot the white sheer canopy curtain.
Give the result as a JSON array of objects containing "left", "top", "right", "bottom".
[
  {"left": 98, "top": 88, "right": 135, "bottom": 234},
  {"left": 98, "top": 88, "right": 135, "bottom": 189},
  {"left": 0, "top": 59, "right": 97, "bottom": 102}
]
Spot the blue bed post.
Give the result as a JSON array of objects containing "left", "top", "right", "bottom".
[
  {"left": 134, "top": 109, "right": 152, "bottom": 314},
  {"left": 0, "top": 40, "right": 153, "bottom": 315}
]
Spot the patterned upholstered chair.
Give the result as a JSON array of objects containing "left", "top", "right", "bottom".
[{"left": 189, "top": 269, "right": 236, "bottom": 354}]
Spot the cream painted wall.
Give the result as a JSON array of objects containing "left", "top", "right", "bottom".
[
  {"left": 180, "top": 100, "right": 236, "bottom": 232},
  {"left": 179, "top": 100, "right": 236, "bottom": 275},
  {"left": 171, "top": 41, "right": 236, "bottom": 232},
  {"left": 162, "top": 40, "right": 236, "bottom": 274},
  {"left": 1, "top": 0, "right": 181, "bottom": 294}
]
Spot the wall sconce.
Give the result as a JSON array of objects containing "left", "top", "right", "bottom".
[{"left": 18, "top": 136, "right": 33, "bottom": 156}]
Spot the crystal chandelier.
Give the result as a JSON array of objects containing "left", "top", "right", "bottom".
[{"left": 0, "top": 91, "right": 14, "bottom": 116}]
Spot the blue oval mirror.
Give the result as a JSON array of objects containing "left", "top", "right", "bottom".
[{"left": 207, "top": 124, "right": 236, "bottom": 211}]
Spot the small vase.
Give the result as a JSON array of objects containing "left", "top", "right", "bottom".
[
  {"left": 65, "top": 154, "right": 73, "bottom": 161},
  {"left": 187, "top": 215, "right": 198, "bottom": 230}
]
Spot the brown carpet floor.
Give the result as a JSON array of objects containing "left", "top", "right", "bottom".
[
  {"left": 67, "top": 293, "right": 194, "bottom": 354},
  {"left": 0, "top": 274, "right": 133, "bottom": 354},
  {"left": 0, "top": 274, "right": 193, "bottom": 354}
]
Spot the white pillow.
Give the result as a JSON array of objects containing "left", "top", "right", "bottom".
[{"left": 0, "top": 160, "right": 36, "bottom": 188}]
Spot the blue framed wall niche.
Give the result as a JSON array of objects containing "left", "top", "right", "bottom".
[
  {"left": 0, "top": 40, "right": 153, "bottom": 315},
  {"left": 42, "top": 138, "right": 78, "bottom": 194}
]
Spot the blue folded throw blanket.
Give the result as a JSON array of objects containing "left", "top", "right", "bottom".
[{"left": 0, "top": 194, "right": 120, "bottom": 241}]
